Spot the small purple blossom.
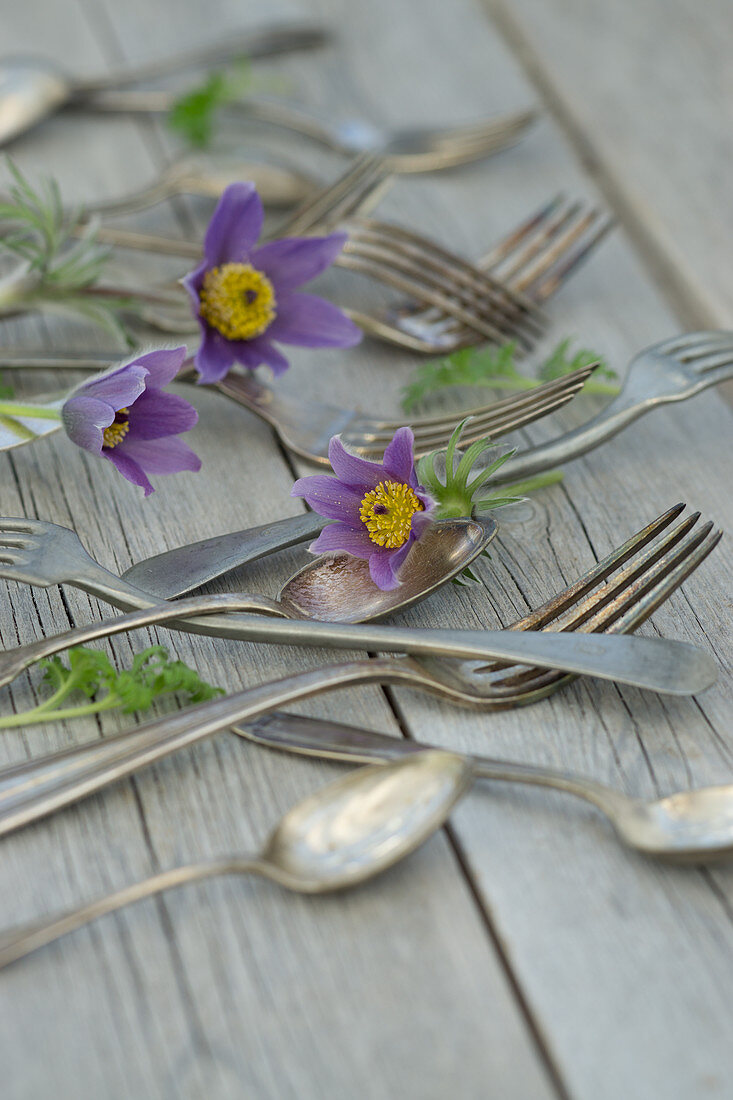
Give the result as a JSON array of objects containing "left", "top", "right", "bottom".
[
  {"left": 61, "top": 347, "right": 201, "bottom": 496},
  {"left": 291, "top": 427, "right": 436, "bottom": 590},
  {"left": 182, "top": 182, "right": 362, "bottom": 383}
]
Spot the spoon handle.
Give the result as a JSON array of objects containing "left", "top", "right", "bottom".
[
  {"left": 0, "top": 857, "right": 267, "bottom": 970},
  {"left": 243, "top": 712, "right": 628, "bottom": 819},
  {"left": 71, "top": 24, "right": 330, "bottom": 95}
]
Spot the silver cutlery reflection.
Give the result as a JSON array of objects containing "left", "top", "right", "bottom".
[
  {"left": 80, "top": 93, "right": 537, "bottom": 173},
  {"left": 0, "top": 507, "right": 718, "bottom": 841},
  {"left": 0, "top": 515, "right": 498, "bottom": 629},
  {"left": 497, "top": 331, "right": 733, "bottom": 482},
  {"left": 0, "top": 351, "right": 595, "bottom": 462},
  {"left": 244, "top": 713, "right": 733, "bottom": 861},
  {"left": 0, "top": 507, "right": 718, "bottom": 693},
  {"left": 78, "top": 192, "right": 606, "bottom": 353},
  {"left": 0, "top": 750, "right": 471, "bottom": 969},
  {"left": 0, "top": 22, "right": 330, "bottom": 146}
]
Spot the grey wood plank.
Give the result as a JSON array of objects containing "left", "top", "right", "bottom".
[
  {"left": 482, "top": 0, "right": 733, "bottom": 333},
  {"left": 81, "top": 0, "right": 733, "bottom": 1096},
  {"left": 0, "top": 2, "right": 562, "bottom": 1099}
]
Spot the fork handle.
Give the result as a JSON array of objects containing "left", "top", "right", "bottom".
[
  {"left": 0, "top": 659, "right": 416, "bottom": 837},
  {"left": 493, "top": 391, "right": 658, "bottom": 482}
]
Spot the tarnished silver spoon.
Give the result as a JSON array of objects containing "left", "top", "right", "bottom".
[
  {"left": 0, "top": 750, "right": 471, "bottom": 969},
  {"left": 0, "top": 23, "right": 329, "bottom": 145},
  {"left": 246, "top": 713, "right": 733, "bottom": 862}
]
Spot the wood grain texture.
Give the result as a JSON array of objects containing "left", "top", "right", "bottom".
[
  {"left": 482, "top": 0, "right": 733, "bottom": 334},
  {"left": 0, "top": 0, "right": 732, "bottom": 1097}
]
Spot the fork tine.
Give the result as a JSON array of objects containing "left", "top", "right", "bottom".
[
  {"left": 576, "top": 520, "right": 717, "bottom": 634},
  {"left": 674, "top": 334, "right": 733, "bottom": 361},
  {"left": 474, "top": 196, "right": 566, "bottom": 272},
  {"left": 503, "top": 504, "right": 688, "bottom": 632},
  {"left": 651, "top": 331, "right": 733, "bottom": 358},
  {"left": 488, "top": 199, "right": 587, "bottom": 284},
  {"left": 685, "top": 351, "right": 733, "bottom": 372},
  {"left": 276, "top": 154, "right": 388, "bottom": 237},
  {"left": 478, "top": 513, "right": 719, "bottom": 693},
  {"left": 338, "top": 252, "right": 533, "bottom": 347},
  {"left": 406, "top": 373, "right": 594, "bottom": 450},
  {"left": 0, "top": 519, "right": 39, "bottom": 534},
  {"left": 353, "top": 365, "right": 595, "bottom": 441},
  {"left": 340, "top": 245, "right": 540, "bottom": 349},
  {"left": 606, "top": 529, "right": 722, "bottom": 635},
  {"left": 347, "top": 216, "right": 545, "bottom": 324},
  {"left": 530, "top": 215, "right": 615, "bottom": 302},
  {"left": 550, "top": 513, "right": 706, "bottom": 632}
]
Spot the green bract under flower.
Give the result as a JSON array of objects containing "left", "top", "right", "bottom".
[{"left": 417, "top": 418, "right": 538, "bottom": 519}]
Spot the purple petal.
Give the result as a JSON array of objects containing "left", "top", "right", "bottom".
[
  {"left": 130, "top": 347, "right": 187, "bottom": 389},
  {"left": 120, "top": 436, "right": 202, "bottom": 475},
  {"left": 267, "top": 292, "right": 362, "bottom": 348},
  {"left": 327, "top": 435, "right": 386, "bottom": 490},
  {"left": 126, "top": 389, "right": 198, "bottom": 441},
  {"left": 104, "top": 447, "right": 155, "bottom": 496},
  {"left": 203, "top": 182, "right": 263, "bottom": 267},
  {"left": 181, "top": 260, "right": 207, "bottom": 303},
  {"left": 61, "top": 395, "right": 114, "bottom": 455},
  {"left": 382, "top": 426, "right": 416, "bottom": 483},
  {"left": 194, "top": 329, "right": 238, "bottom": 382},
  {"left": 251, "top": 233, "right": 347, "bottom": 293},
  {"left": 368, "top": 547, "right": 407, "bottom": 591},
  {"left": 75, "top": 362, "right": 148, "bottom": 409},
  {"left": 411, "top": 508, "right": 436, "bottom": 538},
  {"left": 308, "top": 522, "right": 376, "bottom": 558},
  {"left": 291, "top": 473, "right": 363, "bottom": 524},
  {"left": 228, "top": 335, "right": 290, "bottom": 376}
]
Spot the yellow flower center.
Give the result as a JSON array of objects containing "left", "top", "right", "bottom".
[
  {"left": 103, "top": 408, "right": 130, "bottom": 450},
  {"left": 199, "top": 262, "right": 276, "bottom": 341},
  {"left": 359, "top": 480, "right": 423, "bottom": 548}
]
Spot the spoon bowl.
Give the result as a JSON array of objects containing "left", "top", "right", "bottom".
[
  {"left": 278, "top": 517, "right": 497, "bottom": 623},
  {"left": 0, "top": 751, "right": 472, "bottom": 968},
  {"left": 262, "top": 750, "right": 472, "bottom": 890},
  {"left": 0, "top": 60, "right": 69, "bottom": 145},
  {"left": 620, "top": 787, "right": 733, "bottom": 860}
]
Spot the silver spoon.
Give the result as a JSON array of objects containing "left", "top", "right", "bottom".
[
  {"left": 0, "top": 750, "right": 472, "bottom": 969},
  {"left": 245, "top": 713, "right": 733, "bottom": 862},
  {"left": 0, "top": 23, "right": 330, "bottom": 146}
]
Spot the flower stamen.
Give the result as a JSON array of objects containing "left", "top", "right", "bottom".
[
  {"left": 360, "top": 480, "right": 423, "bottom": 548},
  {"left": 199, "top": 262, "right": 276, "bottom": 341},
  {"left": 103, "top": 408, "right": 130, "bottom": 450}
]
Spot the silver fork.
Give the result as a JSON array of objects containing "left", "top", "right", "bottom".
[
  {"left": 82, "top": 92, "right": 537, "bottom": 173},
  {"left": 496, "top": 331, "right": 733, "bottom": 483},
  {"left": 0, "top": 506, "right": 718, "bottom": 842},
  {"left": 0, "top": 350, "right": 595, "bottom": 462}
]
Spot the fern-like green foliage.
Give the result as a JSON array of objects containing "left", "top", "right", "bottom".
[
  {"left": 0, "top": 159, "right": 108, "bottom": 289},
  {"left": 0, "top": 644, "right": 223, "bottom": 731},
  {"left": 168, "top": 62, "right": 252, "bottom": 147},
  {"left": 401, "top": 337, "right": 617, "bottom": 413}
]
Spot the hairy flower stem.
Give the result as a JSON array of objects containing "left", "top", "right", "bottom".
[{"left": 0, "top": 402, "right": 61, "bottom": 420}]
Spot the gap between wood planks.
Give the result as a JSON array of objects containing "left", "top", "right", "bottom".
[
  {"left": 57, "top": 3, "right": 583, "bottom": 1089},
  {"left": 479, "top": 0, "right": 733, "bottom": 409}
]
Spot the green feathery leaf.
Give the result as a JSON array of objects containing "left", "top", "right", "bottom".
[
  {"left": 0, "top": 645, "right": 223, "bottom": 730},
  {"left": 402, "top": 337, "right": 617, "bottom": 412},
  {"left": 168, "top": 61, "right": 252, "bottom": 147}
]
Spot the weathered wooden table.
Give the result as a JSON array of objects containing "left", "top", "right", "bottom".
[{"left": 1, "top": 1, "right": 732, "bottom": 1097}]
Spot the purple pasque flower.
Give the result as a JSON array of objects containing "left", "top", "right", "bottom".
[
  {"left": 182, "top": 181, "right": 362, "bottom": 383},
  {"left": 291, "top": 426, "right": 436, "bottom": 591},
  {"left": 61, "top": 347, "right": 201, "bottom": 497}
]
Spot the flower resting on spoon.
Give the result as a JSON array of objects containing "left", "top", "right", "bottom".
[
  {"left": 291, "top": 427, "right": 436, "bottom": 590},
  {"left": 182, "top": 182, "right": 362, "bottom": 383},
  {"left": 61, "top": 347, "right": 201, "bottom": 496}
]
